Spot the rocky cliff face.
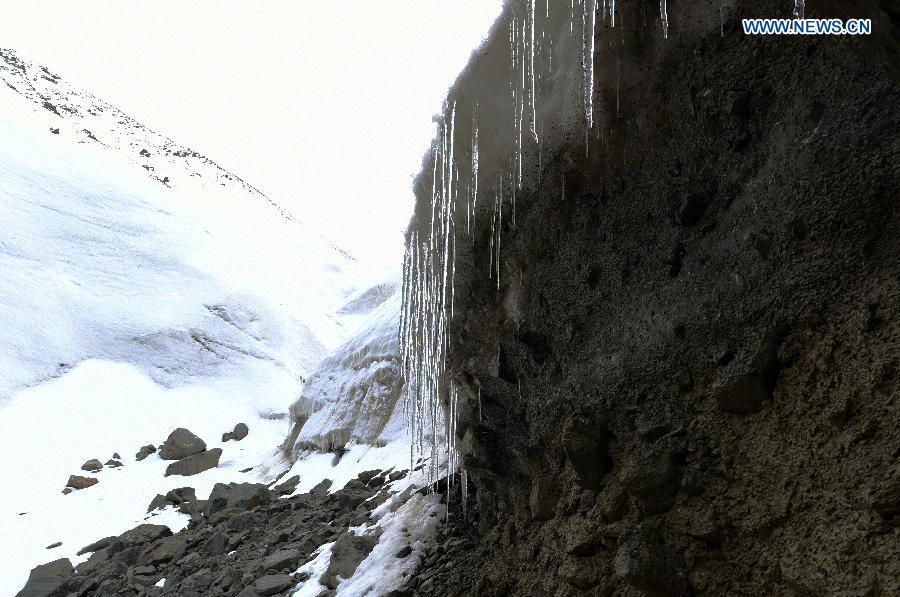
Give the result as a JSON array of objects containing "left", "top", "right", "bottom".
[{"left": 402, "top": 0, "right": 899, "bottom": 595}]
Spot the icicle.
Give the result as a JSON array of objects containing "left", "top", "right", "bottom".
[
  {"left": 660, "top": 0, "right": 669, "bottom": 39},
  {"left": 529, "top": 0, "right": 538, "bottom": 144},
  {"left": 584, "top": 0, "right": 597, "bottom": 130},
  {"left": 461, "top": 468, "right": 468, "bottom": 521},
  {"left": 793, "top": 0, "right": 804, "bottom": 19},
  {"left": 478, "top": 386, "right": 482, "bottom": 422}
]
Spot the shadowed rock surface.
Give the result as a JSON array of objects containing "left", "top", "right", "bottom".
[{"left": 400, "top": 0, "right": 900, "bottom": 595}]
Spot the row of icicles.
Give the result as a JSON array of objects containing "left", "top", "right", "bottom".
[{"left": 399, "top": 0, "right": 807, "bottom": 515}]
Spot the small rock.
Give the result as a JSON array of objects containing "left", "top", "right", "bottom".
[
  {"left": 357, "top": 470, "right": 381, "bottom": 483},
  {"left": 165, "top": 487, "right": 197, "bottom": 504},
  {"left": 135, "top": 444, "right": 157, "bottom": 461},
  {"left": 61, "top": 488, "right": 72, "bottom": 495},
  {"left": 164, "top": 448, "right": 222, "bottom": 477},
  {"left": 388, "top": 470, "right": 408, "bottom": 482},
  {"left": 263, "top": 549, "right": 301, "bottom": 571},
  {"left": 272, "top": 475, "right": 300, "bottom": 496},
  {"left": 81, "top": 459, "right": 103, "bottom": 473},
  {"left": 50, "top": 127, "right": 60, "bottom": 134},
  {"left": 138, "top": 536, "right": 187, "bottom": 566},
  {"left": 112, "top": 452, "right": 121, "bottom": 459},
  {"left": 45, "top": 542, "right": 62, "bottom": 549},
  {"left": 147, "top": 494, "right": 171, "bottom": 512},
  {"left": 254, "top": 574, "right": 295, "bottom": 596},
  {"left": 395, "top": 545, "right": 413, "bottom": 558},
  {"left": 159, "top": 428, "right": 207, "bottom": 460},
  {"left": 232, "top": 422, "right": 249, "bottom": 440},
  {"left": 104, "top": 459, "right": 123, "bottom": 468},
  {"left": 66, "top": 475, "right": 98, "bottom": 490},
  {"left": 132, "top": 565, "right": 155, "bottom": 576}
]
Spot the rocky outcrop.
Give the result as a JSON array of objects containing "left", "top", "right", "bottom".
[
  {"left": 19, "top": 469, "right": 411, "bottom": 596},
  {"left": 402, "top": 0, "right": 900, "bottom": 595}
]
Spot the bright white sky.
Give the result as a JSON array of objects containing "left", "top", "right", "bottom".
[{"left": 0, "top": 1, "right": 504, "bottom": 266}]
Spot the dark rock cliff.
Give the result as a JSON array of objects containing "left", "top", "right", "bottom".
[{"left": 403, "top": 0, "right": 899, "bottom": 595}]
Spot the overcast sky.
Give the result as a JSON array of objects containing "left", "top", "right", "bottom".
[{"left": 0, "top": 1, "right": 504, "bottom": 265}]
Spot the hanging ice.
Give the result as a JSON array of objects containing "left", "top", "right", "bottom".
[{"left": 660, "top": 0, "right": 669, "bottom": 38}]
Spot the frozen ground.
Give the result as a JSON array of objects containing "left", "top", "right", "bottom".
[{"left": 0, "top": 50, "right": 432, "bottom": 595}]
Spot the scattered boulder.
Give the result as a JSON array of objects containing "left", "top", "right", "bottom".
[
  {"left": 222, "top": 422, "right": 250, "bottom": 442},
  {"left": 135, "top": 444, "right": 156, "bottom": 461},
  {"left": 262, "top": 549, "right": 301, "bottom": 572},
  {"left": 322, "top": 531, "right": 379, "bottom": 590},
  {"left": 357, "top": 469, "right": 381, "bottom": 483},
  {"left": 272, "top": 474, "right": 300, "bottom": 496},
  {"left": 254, "top": 574, "right": 294, "bottom": 596},
  {"left": 395, "top": 545, "right": 413, "bottom": 558},
  {"left": 136, "top": 536, "right": 186, "bottom": 566},
  {"left": 50, "top": 127, "right": 59, "bottom": 134},
  {"left": 66, "top": 475, "right": 98, "bottom": 490},
  {"left": 81, "top": 459, "right": 102, "bottom": 473},
  {"left": 45, "top": 542, "right": 61, "bottom": 550},
  {"left": 202, "top": 530, "right": 227, "bottom": 556},
  {"left": 104, "top": 459, "right": 123, "bottom": 468},
  {"left": 204, "top": 482, "right": 270, "bottom": 517},
  {"left": 15, "top": 558, "right": 73, "bottom": 597},
  {"left": 166, "top": 487, "right": 197, "bottom": 504},
  {"left": 164, "top": 448, "right": 221, "bottom": 477},
  {"left": 159, "top": 428, "right": 207, "bottom": 460},
  {"left": 147, "top": 494, "right": 170, "bottom": 512}
]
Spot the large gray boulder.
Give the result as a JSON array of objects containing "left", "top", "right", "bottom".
[
  {"left": 254, "top": 574, "right": 294, "bottom": 596},
  {"left": 164, "top": 448, "right": 221, "bottom": 477},
  {"left": 322, "top": 531, "right": 379, "bottom": 589},
  {"left": 203, "top": 482, "right": 270, "bottom": 517},
  {"left": 15, "top": 558, "right": 73, "bottom": 597},
  {"left": 159, "top": 428, "right": 206, "bottom": 460}
]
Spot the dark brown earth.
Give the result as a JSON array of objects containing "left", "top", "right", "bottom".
[{"left": 401, "top": 0, "right": 900, "bottom": 595}]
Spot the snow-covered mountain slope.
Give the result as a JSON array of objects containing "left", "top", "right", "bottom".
[
  {"left": 0, "top": 48, "right": 363, "bottom": 399},
  {"left": 0, "top": 48, "right": 381, "bottom": 593}
]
